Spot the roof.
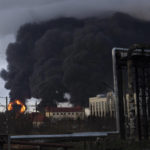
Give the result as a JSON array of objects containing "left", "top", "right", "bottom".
[{"left": 45, "top": 106, "right": 83, "bottom": 112}]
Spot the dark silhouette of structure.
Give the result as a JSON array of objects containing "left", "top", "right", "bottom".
[{"left": 113, "top": 45, "right": 150, "bottom": 140}]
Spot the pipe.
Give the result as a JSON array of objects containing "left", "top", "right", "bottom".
[{"left": 112, "top": 47, "right": 128, "bottom": 133}]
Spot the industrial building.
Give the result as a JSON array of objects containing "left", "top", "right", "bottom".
[{"left": 112, "top": 45, "right": 150, "bottom": 140}]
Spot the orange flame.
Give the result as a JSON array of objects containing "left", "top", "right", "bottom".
[
  {"left": 8, "top": 99, "right": 26, "bottom": 113},
  {"left": 8, "top": 102, "right": 13, "bottom": 111}
]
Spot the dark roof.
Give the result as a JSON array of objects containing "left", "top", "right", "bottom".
[{"left": 45, "top": 106, "right": 83, "bottom": 112}]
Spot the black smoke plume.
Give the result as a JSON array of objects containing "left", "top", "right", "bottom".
[{"left": 1, "top": 12, "right": 150, "bottom": 107}]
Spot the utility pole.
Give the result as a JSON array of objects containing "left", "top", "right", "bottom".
[
  {"left": 0, "top": 96, "right": 11, "bottom": 150},
  {"left": 6, "top": 97, "right": 8, "bottom": 112},
  {"left": 36, "top": 101, "right": 37, "bottom": 113},
  {"left": 5, "top": 97, "right": 11, "bottom": 150}
]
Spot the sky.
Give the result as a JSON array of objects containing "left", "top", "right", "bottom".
[{"left": 0, "top": 0, "right": 150, "bottom": 107}]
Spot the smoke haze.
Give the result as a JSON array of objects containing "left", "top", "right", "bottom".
[{"left": 0, "top": 0, "right": 150, "bottom": 35}]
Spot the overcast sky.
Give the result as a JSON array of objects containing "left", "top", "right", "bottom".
[{"left": 0, "top": 0, "right": 150, "bottom": 106}]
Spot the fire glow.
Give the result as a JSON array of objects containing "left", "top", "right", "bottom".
[{"left": 8, "top": 100, "right": 26, "bottom": 113}]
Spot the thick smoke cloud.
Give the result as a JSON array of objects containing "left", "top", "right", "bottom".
[
  {"left": 1, "top": 0, "right": 150, "bottom": 106},
  {"left": 0, "top": 35, "right": 15, "bottom": 97},
  {"left": 1, "top": 13, "right": 150, "bottom": 107}
]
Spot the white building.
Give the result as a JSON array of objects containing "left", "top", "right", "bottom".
[{"left": 89, "top": 92, "right": 115, "bottom": 117}]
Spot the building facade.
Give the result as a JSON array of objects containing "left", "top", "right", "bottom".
[
  {"left": 89, "top": 92, "right": 115, "bottom": 117},
  {"left": 45, "top": 107, "right": 84, "bottom": 120}
]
